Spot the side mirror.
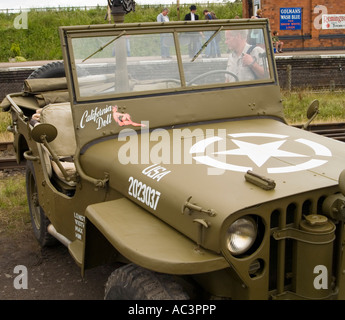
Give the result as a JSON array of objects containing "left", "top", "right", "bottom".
[
  {"left": 302, "top": 100, "right": 319, "bottom": 130},
  {"left": 31, "top": 123, "right": 73, "bottom": 182},
  {"left": 31, "top": 123, "right": 57, "bottom": 143}
]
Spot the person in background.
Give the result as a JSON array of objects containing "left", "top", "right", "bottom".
[
  {"left": 203, "top": 9, "right": 212, "bottom": 20},
  {"left": 272, "top": 31, "right": 284, "bottom": 53},
  {"left": 202, "top": 9, "right": 220, "bottom": 58},
  {"left": 184, "top": 5, "right": 201, "bottom": 57},
  {"left": 256, "top": 9, "right": 263, "bottom": 18},
  {"left": 184, "top": 4, "right": 199, "bottom": 21},
  {"left": 157, "top": 8, "right": 171, "bottom": 58},
  {"left": 157, "top": 7, "right": 169, "bottom": 23}
]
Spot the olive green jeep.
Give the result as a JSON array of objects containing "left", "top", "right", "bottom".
[{"left": 3, "top": 18, "right": 345, "bottom": 300}]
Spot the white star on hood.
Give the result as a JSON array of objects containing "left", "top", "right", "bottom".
[{"left": 214, "top": 139, "right": 308, "bottom": 167}]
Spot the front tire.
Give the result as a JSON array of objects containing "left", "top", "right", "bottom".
[
  {"left": 104, "top": 264, "right": 189, "bottom": 300},
  {"left": 26, "top": 160, "right": 57, "bottom": 247}
]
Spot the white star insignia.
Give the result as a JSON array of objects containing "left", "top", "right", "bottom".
[{"left": 214, "top": 139, "right": 308, "bottom": 167}]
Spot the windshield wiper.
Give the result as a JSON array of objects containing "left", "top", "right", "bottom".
[
  {"left": 191, "top": 26, "right": 223, "bottom": 62},
  {"left": 82, "top": 30, "right": 127, "bottom": 63}
]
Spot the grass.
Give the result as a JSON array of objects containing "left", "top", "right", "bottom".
[
  {"left": 0, "top": 175, "right": 30, "bottom": 235},
  {"left": 0, "top": 111, "right": 26, "bottom": 236},
  {"left": 0, "top": 2, "right": 242, "bottom": 62},
  {"left": 282, "top": 89, "right": 345, "bottom": 125},
  {"left": 0, "top": 111, "right": 13, "bottom": 142}
]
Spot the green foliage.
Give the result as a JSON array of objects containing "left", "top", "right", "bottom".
[
  {"left": 0, "top": 3, "right": 242, "bottom": 62},
  {"left": 14, "top": 56, "right": 27, "bottom": 62},
  {"left": 10, "top": 42, "right": 21, "bottom": 57},
  {"left": 0, "top": 176, "right": 29, "bottom": 234},
  {"left": 0, "top": 7, "right": 107, "bottom": 61},
  {"left": 0, "top": 111, "right": 11, "bottom": 133},
  {"left": 282, "top": 89, "right": 345, "bottom": 124}
]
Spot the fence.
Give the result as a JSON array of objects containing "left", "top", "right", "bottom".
[
  {"left": 0, "top": 3, "right": 211, "bottom": 14},
  {"left": 275, "top": 55, "right": 345, "bottom": 91},
  {"left": 0, "top": 6, "right": 107, "bottom": 14}
]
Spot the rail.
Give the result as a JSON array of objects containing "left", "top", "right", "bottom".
[
  {"left": 0, "top": 141, "right": 25, "bottom": 170},
  {"left": 295, "top": 122, "right": 345, "bottom": 142}
]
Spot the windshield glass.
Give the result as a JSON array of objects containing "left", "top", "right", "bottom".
[
  {"left": 70, "top": 27, "right": 271, "bottom": 99},
  {"left": 179, "top": 28, "right": 269, "bottom": 85}
]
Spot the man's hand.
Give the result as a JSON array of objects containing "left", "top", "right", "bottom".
[{"left": 242, "top": 54, "right": 255, "bottom": 66}]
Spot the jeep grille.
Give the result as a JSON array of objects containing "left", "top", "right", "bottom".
[{"left": 268, "top": 193, "right": 338, "bottom": 295}]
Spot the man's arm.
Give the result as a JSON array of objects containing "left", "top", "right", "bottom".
[{"left": 242, "top": 52, "right": 265, "bottom": 79}]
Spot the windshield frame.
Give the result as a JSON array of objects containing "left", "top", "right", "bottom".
[{"left": 60, "top": 20, "right": 276, "bottom": 103}]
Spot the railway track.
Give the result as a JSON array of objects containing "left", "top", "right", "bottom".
[
  {"left": 1, "top": 122, "right": 345, "bottom": 171},
  {"left": 305, "top": 122, "right": 345, "bottom": 142},
  {"left": 0, "top": 158, "right": 25, "bottom": 170},
  {"left": 0, "top": 141, "right": 25, "bottom": 170}
]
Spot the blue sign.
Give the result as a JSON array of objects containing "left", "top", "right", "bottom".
[{"left": 280, "top": 7, "right": 302, "bottom": 30}]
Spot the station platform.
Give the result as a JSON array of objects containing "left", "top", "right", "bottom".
[
  {"left": 0, "top": 50, "right": 344, "bottom": 70},
  {"left": 275, "top": 50, "right": 345, "bottom": 59}
]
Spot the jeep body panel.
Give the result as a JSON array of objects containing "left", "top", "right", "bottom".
[{"left": 85, "top": 198, "right": 228, "bottom": 274}]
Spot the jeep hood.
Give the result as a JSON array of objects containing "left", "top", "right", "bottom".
[{"left": 80, "top": 118, "right": 345, "bottom": 249}]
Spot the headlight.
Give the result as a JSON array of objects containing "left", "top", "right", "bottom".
[{"left": 226, "top": 216, "right": 257, "bottom": 256}]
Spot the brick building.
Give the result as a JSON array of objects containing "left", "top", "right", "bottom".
[{"left": 242, "top": 0, "right": 345, "bottom": 51}]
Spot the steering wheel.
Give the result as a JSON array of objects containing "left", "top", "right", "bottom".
[
  {"left": 187, "top": 70, "right": 239, "bottom": 86},
  {"left": 160, "top": 78, "right": 181, "bottom": 85}
]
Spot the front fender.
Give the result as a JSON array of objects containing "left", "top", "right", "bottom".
[{"left": 84, "top": 198, "right": 228, "bottom": 275}]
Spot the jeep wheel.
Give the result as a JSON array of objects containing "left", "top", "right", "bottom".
[
  {"left": 26, "top": 161, "right": 57, "bottom": 247},
  {"left": 104, "top": 264, "right": 189, "bottom": 300}
]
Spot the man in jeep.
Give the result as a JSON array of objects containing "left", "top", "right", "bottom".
[{"left": 225, "top": 29, "right": 266, "bottom": 82}]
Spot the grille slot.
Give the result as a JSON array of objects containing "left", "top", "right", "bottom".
[{"left": 269, "top": 196, "right": 330, "bottom": 295}]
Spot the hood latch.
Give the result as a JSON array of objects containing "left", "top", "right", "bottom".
[{"left": 245, "top": 170, "right": 276, "bottom": 190}]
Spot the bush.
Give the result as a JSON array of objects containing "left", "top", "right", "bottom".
[{"left": 10, "top": 43, "right": 21, "bottom": 57}]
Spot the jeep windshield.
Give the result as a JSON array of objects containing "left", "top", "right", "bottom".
[{"left": 62, "top": 20, "right": 274, "bottom": 102}]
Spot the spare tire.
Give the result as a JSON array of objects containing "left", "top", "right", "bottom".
[{"left": 27, "top": 61, "right": 66, "bottom": 79}]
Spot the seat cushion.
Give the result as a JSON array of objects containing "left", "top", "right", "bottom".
[
  {"left": 40, "top": 102, "right": 76, "bottom": 157},
  {"left": 51, "top": 161, "right": 77, "bottom": 186}
]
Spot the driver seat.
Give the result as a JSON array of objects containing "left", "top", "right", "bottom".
[{"left": 40, "top": 102, "right": 77, "bottom": 186}]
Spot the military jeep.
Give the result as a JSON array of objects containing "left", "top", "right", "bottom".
[{"left": 3, "top": 18, "right": 345, "bottom": 300}]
